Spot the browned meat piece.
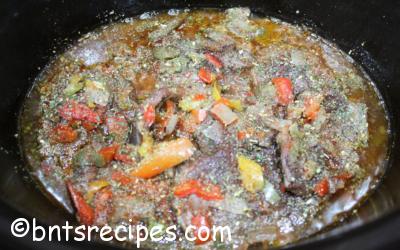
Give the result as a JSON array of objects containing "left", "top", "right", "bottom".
[
  {"left": 277, "top": 125, "right": 308, "bottom": 195},
  {"left": 194, "top": 118, "right": 225, "bottom": 155},
  {"left": 175, "top": 145, "right": 239, "bottom": 189}
]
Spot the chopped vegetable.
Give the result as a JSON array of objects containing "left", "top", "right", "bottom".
[
  {"left": 58, "top": 100, "right": 101, "bottom": 124},
  {"left": 73, "top": 146, "right": 106, "bottom": 168},
  {"left": 85, "top": 179, "right": 110, "bottom": 202},
  {"left": 217, "top": 98, "right": 243, "bottom": 112},
  {"left": 144, "top": 105, "right": 156, "bottom": 127},
  {"left": 192, "top": 215, "right": 212, "bottom": 245},
  {"left": 165, "top": 100, "right": 176, "bottom": 115},
  {"left": 174, "top": 179, "right": 223, "bottom": 201},
  {"left": 111, "top": 171, "right": 133, "bottom": 185},
  {"left": 303, "top": 96, "right": 320, "bottom": 122},
  {"left": 193, "top": 93, "right": 206, "bottom": 101},
  {"left": 174, "top": 180, "right": 199, "bottom": 197},
  {"left": 153, "top": 46, "right": 180, "bottom": 60},
  {"left": 52, "top": 124, "right": 78, "bottom": 143},
  {"left": 314, "top": 178, "right": 329, "bottom": 197},
  {"left": 272, "top": 77, "right": 294, "bottom": 105},
  {"left": 179, "top": 95, "right": 208, "bottom": 112},
  {"left": 210, "top": 103, "right": 238, "bottom": 126},
  {"left": 81, "top": 120, "right": 97, "bottom": 131},
  {"left": 165, "top": 114, "right": 179, "bottom": 135},
  {"left": 64, "top": 74, "right": 84, "bottom": 96},
  {"left": 237, "top": 130, "right": 246, "bottom": 140},
  {"left": 84, "top": 79, "right": 110, "bottom": 106},
  {"left": 212, "top": 82, "right": 222, "bottom": 101},
  {"left": 198, "top": 67, "right": 214, "bottom": 84},
  {"left": 191, "top": 215, "right": 212, "bottom": 245},
  {"left": 263, "top": 181, "right": 280, "bottom": 205},
  {"left": 66, "top": 181, "right": 94, "bottom": 225},
  {"left": 160, "top": 56, "right": 189, "bottom": 74},
  {"left": 237, "top": 155, "right": 264, "bottom": 193},
  {"left": 205, "top": 53, "right": 223, "bottom": 69},
  {"left": 98, "top": 145, "right": 119, "bottom": 164},
  {"left": 138, "top": 132, "right": 154, "bottom": 158},
  {"left": 191, "top": 109, "right": 207, "bottom": 124},
  {"left": 196, "top": 184, "right": 224, "bottom": 201},
  {"left": 225, "top": 7, "right": 261, "bottom": 39},
  {"left": 131, "top": 138, "right": 195, "bottom": 178},
  {"left": 210, "top": 196, "right": 249, "bottom": 215}
]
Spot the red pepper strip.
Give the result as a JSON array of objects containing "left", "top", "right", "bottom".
[
  {"left": 205, "top": 53, "right": 223, "bottom": 69},
  {"left": 58, "top": 100, "right": 101, "bottom": 124},
  {"left": 198, "top": 67, "right": 214, "bottom": 84},
  {"left": 191, "top": 215, "right": 212, "bottom": 245},
  {"left": 174, "top": 179, "right": 223, "bottom": 201},
  {"left": 111, "top": 171, "right": 133, "bottom": 185},
  {"left": 314, "top": 178, "right": 330, "bottom": 197},
  {"left": 174, "top": 180, "right": 199, "bottom": 197},
  {"left": 197, "top": 184, "right": 224, "bottom": 201},
  {"left": 144, "top": 105, "right": 156, "bottom": 127},
  {"left": 98, "top": 145, "right": 119, "bottom": 164},
  {"left": 66, "top": 181, "right": 94, "bottom": 225},
  {"left": 52, "top": 124, "right": 78, "bottom": 143},
  {"left": 81, "top": 120, "right": 97, "bottom": 131},
  {"left": 272, "top": 77, "right": 294, "bottom": 106}
]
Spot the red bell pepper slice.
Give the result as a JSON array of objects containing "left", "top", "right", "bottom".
[
  {"left": 191, "top": 215, "right": 212, "bottom": 245},
  {"left": 174, "top": 179, "right": 223, "bottom": 201},
  {"left": 272, "top": 77, "right": 294, "bottom": 106},
  {"left": 144, "top": 105, "right": 156, "bottom": 127},
  {"left": 58, "top": 100, "right": 101, "bottom": 124},
  {"left": 205, "top": 53, "right": 223, "bottom": 69},
  {"left": 52, "top": 124, "right": 78, "bottom": 143},
  {"left": 98, "top": 145, "right": 119, "bottom": 164},
  {"left": 66, "top": 181, "right": 94, "bottom": 226},
  {"left": 198, "top": 67, "right": 214, "bottom": 84}
]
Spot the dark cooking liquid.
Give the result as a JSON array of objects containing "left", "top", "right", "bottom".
[{"left": 19, "top": 8, "right": 389, "bottom": 249}]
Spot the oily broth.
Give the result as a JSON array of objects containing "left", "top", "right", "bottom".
[{"left": 19, "top": 8, "right": 390, "bottom": 248}]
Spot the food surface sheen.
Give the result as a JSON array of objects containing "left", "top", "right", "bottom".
[{"left": 20, "top": 8, "right": 389, "bottom": 249}]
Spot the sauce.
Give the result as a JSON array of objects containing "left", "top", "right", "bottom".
[{"left": 19, "top": 8, "right": 389, "bottom": 249}]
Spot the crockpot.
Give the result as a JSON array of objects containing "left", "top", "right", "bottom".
[{"left": 0, "top": 0, "right": 399, "bottom": 249}]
